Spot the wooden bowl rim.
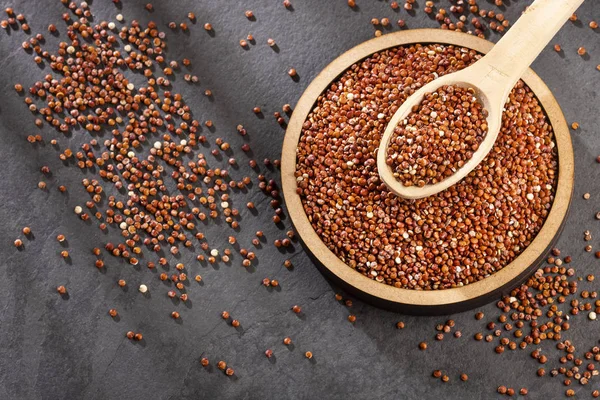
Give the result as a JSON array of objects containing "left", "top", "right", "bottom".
[{"left": 281, "top": 29, "right": 574, "bottom": 310}]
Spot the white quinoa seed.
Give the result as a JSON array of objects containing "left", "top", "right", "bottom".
[{"left": 139, "top": 284, "right": 148, "bottom": 293}]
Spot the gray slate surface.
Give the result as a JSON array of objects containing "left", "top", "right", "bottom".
[{"left": 0, "top": 0, "right": 599, "bottom": 399}]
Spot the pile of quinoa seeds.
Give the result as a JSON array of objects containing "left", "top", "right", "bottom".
[
  {"left": 296, "top": 44, "right": 558, "bottom": 290},
  {"left": 4, "top": 0, "right": 599, "bottom": 397},
  {"left": 386, "top": 84, "right": 489, "bottom": 187}
]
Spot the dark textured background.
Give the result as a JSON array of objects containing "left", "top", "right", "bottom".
[{"left": 0, "top": 0, "right": 599, "bottom": 399}]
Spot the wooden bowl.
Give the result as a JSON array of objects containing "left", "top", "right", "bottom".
[{"left": 281, "top": 29, "right": 574, "bottom": 315}]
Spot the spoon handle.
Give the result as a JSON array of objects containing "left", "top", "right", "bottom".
[{"left": 476, "top": 0, "right": 584, "bottom": 103}]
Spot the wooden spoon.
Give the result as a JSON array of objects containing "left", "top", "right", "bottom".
[{"left": 377, "top": 0, "right": 584, "bottom": 199}]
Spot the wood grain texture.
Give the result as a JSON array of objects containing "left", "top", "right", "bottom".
[{"left": 281, "top": 29, "right": 574, "bottom": 315}]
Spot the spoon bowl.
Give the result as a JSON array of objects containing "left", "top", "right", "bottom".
[
  {"left": 377, "top": 65, "right": 505, "bottom": 199},
  {"left": 377, "top": 0, "right": 584, "bottom": 199}
]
